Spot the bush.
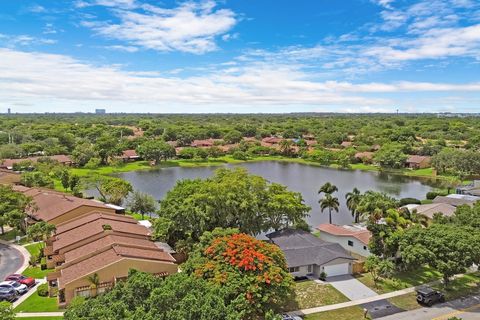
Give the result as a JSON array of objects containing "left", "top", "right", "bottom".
[
  {"left": 37, "top": 283, "right": 48, "bottom": 297},
  {"left": 426, "top": 191, "right": 448, "bottom": 200},
  {"left": 319, "top": 271, "right": 327, "bottom": 281},
  {"left": 399, "top": 197, "right": 421, "bottom": 206},
  {"left": 232, "top": 151, "right": 248, "bottom": 160},
  {"left": 29, "top": 254, "right": 38, "bottom": 267}
]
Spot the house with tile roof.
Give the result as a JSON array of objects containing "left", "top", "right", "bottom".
[
  {"left": 266, "top": 229, "right": 355, "bottom": 278},
  {"left": 45, "top": 212, "right": 177, "bottom": 305},
  {"left": 405, "top": 155, "right": 431, "bottom": 169},
  {"left": 316, "top": 224, "right": 372, "bottom": 257},
  {"left": 12, "top": 186, "right": 122, "bottom": 225}
]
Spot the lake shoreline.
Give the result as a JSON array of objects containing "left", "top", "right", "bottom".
[{"left": 68, "top": 155, "right": 460, "bottom": 186}]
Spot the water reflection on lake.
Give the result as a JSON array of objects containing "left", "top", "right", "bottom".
[{"left": 115, "top": 161, "right": 440, "bottom": 226}]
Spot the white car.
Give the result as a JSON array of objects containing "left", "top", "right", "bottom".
[{"left": 0, "top": 281, "right": 28, "bottom": 295}]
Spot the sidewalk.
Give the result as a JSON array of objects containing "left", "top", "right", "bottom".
[
  {"left": 290, "top": 285, "right": 417, "bottom": 316},
  {"left": 16, "top": 312, "right": 65, "bottom": 317},
  {"left": 12, "top": 279, "right": 47, "bottom": 308}
]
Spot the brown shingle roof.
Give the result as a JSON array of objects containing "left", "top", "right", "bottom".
[
  {"left": 64, "top": 234, "right": 158, "bottom": 262},
  {"left": 55, "top": 212, "right": 135, "bottom": 235},
  {"left": 17, "top": 188, "right": 114, "bottom": 223},
  {"left": 410, "top": 203, "right": 456, "bottom": 219},
  {"left": 316, "top": 224, "right": 371, "bottom": 245},
  {"left": 432, "top": 196, "right": 475, "bottom": 207},
  {"left": 52, "top": 218, "right": 150, "bottom": 252},
  {"left": 0, "top": 155, "right": 72, "bottom": 168},
  {"left": 59, "top": 245, "right": 175, "bottom": 288},
  {"left": 121, "top": 149, "right": 139, "bottom": 158}
]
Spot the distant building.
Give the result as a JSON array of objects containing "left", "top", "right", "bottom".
[
  {"left": 95, "top": 109, "right": 106, "bottom": 114},
  {"left": 7, "top": 108, "right": 11, "bottom": 114}
]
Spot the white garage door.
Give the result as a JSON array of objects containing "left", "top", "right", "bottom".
[{"left": 324, "top": 263, "right": 350, "bottom": 277}]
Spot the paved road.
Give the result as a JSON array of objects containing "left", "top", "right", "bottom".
[
  {"left": 0, "top": 242, "right": 24, "bottom": 280},
  {"left": 377, "top": 294, "right": 480, "bottom": 320},
  {"left": 327, "top": 275, "right": 378, "bottom": 300}
]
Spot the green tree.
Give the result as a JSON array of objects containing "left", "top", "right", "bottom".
[
  {"left": 364, "top": 255, "right": 395, "bottom": 288},
  {"left": 60, "top": 169, "right": 70, "bottom": 190},
  {"left": 136, "top": 139, "right": 176, "bottom": 164},
  {"left": 374, "top": 143, "right": 408, "bottom": 168},
  {"left": 71, "top": 141, "right": 97, "bottom": 167},
  {"left": 345, "top": 187, "right": 362, "bottom": 223},
  {"left": 0, "top": 185, "right": 34, "bottom": 234},
  {"left": 0, "top": 301, "right": 15, "bottom": 320},
  {"left": 319, "top": 194, "right": 339, "bottom": 224},
  {"left": 95, "top": 135, "right": 121, "bottom": 165},
  {"left": 279, "top": 139, "right": 294, "bottom": 156},
  {"left": 223, "top": 130, "right": 243, "bottom": 144},
  {"left": 153, "top": 168, "right": 309, "bottom": 251},
  {"left": 400, "top": 224, "right": 480, "bottom": 286},
  {"left": 20, "top": 171, "right": 54, "bottom": 188},
  {"left": 86, "top": 175, "right": 133, "bottom": 205},
  {"left": 27, "top": 221, "right": 56, "bottom": 245},
  {"left": 318, "top": 182, "right": 338, "bottom": 195},
  {"left": 128, "top": 191, "right": 157, "bottom": 219}
]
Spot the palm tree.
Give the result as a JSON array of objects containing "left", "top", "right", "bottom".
[
  {"left": 318, "top": 182, "right": 338, "bottom": 195},
  {"left": 319, "top": 194, "right": 339, "bottom": 224},
  {"left": 345, "top": 188, "right": 362, "bottom": 223},
  {"left": 279, "top": 139, "right": 294, "bottom": 156},
  {"left": 87, "top": 273, "right": 100, "bottom": 297}
]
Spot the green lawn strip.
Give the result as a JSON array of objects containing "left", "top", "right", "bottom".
[
  {"left": 14, "top": 292, "right": 60, "bottom": 313},
  {"left": 22, "top": 266, "right": 53, "bottom": 279},
  {"left": 432, "top": 272, "right": 480, "bottom": 301},
  {"left": 283, "top": 280, "right": 349, "bottom": 311},
  {"left": 24, "top": 242, "right": 44, "bottom": 257},
  {"left": 304, "top": 306, "right": 365, "bottom": 320},
  {"left": 356, "top": 266, "right": 442, "bottom": 294},
  {"left": 387, "top": 292, "right": 421, "bottom": 311}
]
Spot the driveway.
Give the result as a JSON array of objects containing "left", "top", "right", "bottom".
[
  {"left": 0, "top": 242, "right": 24, "bottom": 280},
  {"left": 327, "top": 275, "right": 378, "bottom": 300}
]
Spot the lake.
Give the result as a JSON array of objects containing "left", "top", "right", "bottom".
[{"left": 116, "top": 161, "right": 440, "bottom": 227}]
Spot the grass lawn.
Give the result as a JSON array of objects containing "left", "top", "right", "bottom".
[
  {"left": 304, "top": 306, "right": 366, "bottom": 320},
  {"left": 432, "top": 272, "right": 480, "bottom": 301},
  {"left": 388, "top": 292, "right": 421, "bottom": 311},
  {"left": 283, "top": 280, "right": 349, "bottom": 311},
  {"left": 24, "top": 242, "right": 44, "bottom": 257},
  {"left": 356, "top": 266, "right": 442, "bottom": 294},
  {"left": 14, "top": 292, "right": 60, "bottom": 313},
  {"left": 22, "top": 266, "right": 53, "bottom": 279}
]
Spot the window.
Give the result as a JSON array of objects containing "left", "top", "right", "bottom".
[
  {"left": 288, "top": 267, "right": 300, "bottom": 273},
  {"left": 348, "top": 240, "right": 354, "bottom": 247},
  {"left": 308, "top": 265, "right": 312, "bottom": 273},
  {"left": 363, "top": 246, "right": 367, "bottom": 250}
]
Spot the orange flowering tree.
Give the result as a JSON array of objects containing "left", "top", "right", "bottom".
[{"left": 183, "top": 228, "right": 294, "bottom": 319}]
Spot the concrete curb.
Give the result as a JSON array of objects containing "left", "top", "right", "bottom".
[
  {"left": 15, "top": 312, "right": 64, "bottom": 317},
  {"left": 0, "top": 239, "right": 30, "bottom": 274}
]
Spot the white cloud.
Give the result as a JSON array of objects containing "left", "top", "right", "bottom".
[
  {"left": 1, "top": 48, "right": 479, "bottom": 113},
  {"left": 104, "top": 45, "right": 139, "bottom": 52},
  {"left": 365, "top": 24, "right": 480, "bottom": 62},
  {"left": 81, "top": 0, "right": 237, "bottom": 54},
  {"left": 0, "top": 34, "right": 57, "bottom": 46},
  {"left": 372, "top": 0, "right": 395, "bottom": 9},
  {"left": 75, "top": 0, "right": 137, "bottom": 9}
]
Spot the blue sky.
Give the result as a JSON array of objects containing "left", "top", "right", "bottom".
[{"left": 0, "top": 0, "right": 479, "bottom": 113}]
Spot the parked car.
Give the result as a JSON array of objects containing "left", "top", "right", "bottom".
[
  {"left": 282, "top": 314, "right": 302, "bottom": 320},
  {"left": 416, "top": 287, "right": 445, "bottom": 306},
  {"left": 5, "top": 274, "right": 36, "bottom": 287},
  {"left": 0, "top": 281, "right": 28, "bottom": 295},
  {"left": 0, "top": 285, "right": 17, "bottom": 302}
]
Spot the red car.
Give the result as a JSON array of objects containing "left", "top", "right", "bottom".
[{"left": 4, "top": 274, "right": 35, "bottom": 288}]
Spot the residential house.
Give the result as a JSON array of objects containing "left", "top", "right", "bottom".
[
  {"left": 432, "top": 195, "right": 477, "bottom": 207},
  {"left": 405, "top": 155, "right": 431, "bottom": 169},
  {"left": 456, "top": 180, "right": 480, "bottom": 197},
  {"left": 340, "top": 141, "right": 352, "bottom": 148},
  {"left": 316, "top": 224, "right": 372, "bottom": 257},
  {"left": 406, "top": 203, "right": 457, "bottom": 220},
  {"left": 0, "top": 155, "right": 73, "bottom": 170},
  {"left": 45, "top": 213, "right": 177, "bottom": 305},
  {"left": 13, "top": 186, "right": 123, "bottom": 225},
  {"left": 354, "top": 152, "right": 374, "bottom": 164},
  {"left": 119, "top": 150, "right": 141, "bottom": 162},
  {"left": 267, "top": 229, "right": 355, "bottom": 278}
]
